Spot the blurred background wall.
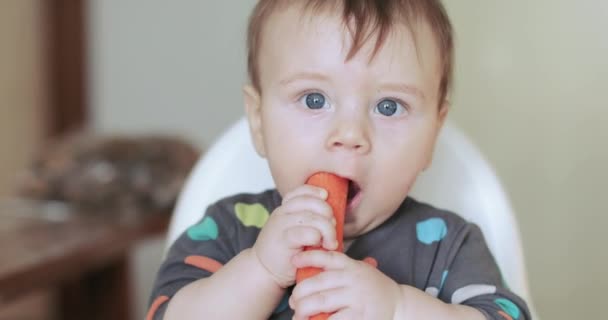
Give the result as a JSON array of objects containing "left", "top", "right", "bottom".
[
  {"left": 445, "top": 2, "right": 608, "bottom": 318},
  {"left": 88, "top": 1, "right": 607, "bottom": 319},
  {"left": 89, "top": 1, "right": 253, "bottom": 146},
  {"left": 0, "top": 0, "right": 45, "bottom": 197},
  {"left": 0, "top": 1, "right": 49, "bottom": 318}
]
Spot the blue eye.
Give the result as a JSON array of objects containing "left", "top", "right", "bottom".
[
  {"left": 375, "top": 99, "right": 404, "bottom": 116},
  {"left": 304, "top": 92, "right": 327, "bottom": 109}
]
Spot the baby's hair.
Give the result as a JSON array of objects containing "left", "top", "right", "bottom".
[{"left": 246, "top": 0, "right": 454, "bottom": 107}]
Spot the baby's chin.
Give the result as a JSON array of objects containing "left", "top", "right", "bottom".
[
  {"left": 342, "top": 219, "right": 373, "bottom": 239},
  {"left": 343, "top": 210, "right": 394, "bottom": 239}
]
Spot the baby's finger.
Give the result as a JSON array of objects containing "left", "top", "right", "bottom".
[
  {"left": 282, "top": 185, "right": 327, "bottom": 204},
  {"left": 292, "top": 250, "right": 350, "bottom": 270},
  {"left": 327, "top": 308, "right": 357, "bottom": 320},
  {"left": 291, "top": 270, "right": 346, "bottom": 302},
  {"left": 292, "top": 287, "right": 349, "bottom": 320},
  {"left": 286, "top": 212, "right": 337, "bottom": 250},
  {"left": 280, "top": 195, "right": 334, "bottom": 220},
  {"left": 285, "top": 226, "right": 322, "bottom": 249}
]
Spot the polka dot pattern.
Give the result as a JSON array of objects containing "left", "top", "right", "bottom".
[
  {"left": 416, "top": 217, "right": 448, "bottom": 245},
  {"left": 495, "top": 298, "right": 520, "bottom": 319},
  {"left": 234, "top": 203, "right": 270, "bottom": 228},
  {"left": 363, "top": 257, "right": 378, "bottom": 268},
  {"left": 425, "top": 287, "right": 439, "bottom": 297},
  {"left": 498, "top": 311, "right": 514, "bottom": 320},
  {"left": 171, "top": 198, "right": 528, "bottom": 318},
  {"left": 187, "top": 216, "right": 219, "bottom": 241},
  {"left": 145, "top": 295, "right": 169, "bottom": 320},
  {"left": 451, "top": 284, "right": 496, "bottom": 304},
  {"left": 425, "top": 270, "right": 448, "bottom": 298},
  {"left": 184, "top": 255, "right": 223, "bottom": 273}
]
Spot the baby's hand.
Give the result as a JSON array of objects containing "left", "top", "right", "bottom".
[
  {"left": 289, "top": 251, "right": 402, "bottom": 320},
  {"left": 252, "top": 185, "right": 338, "bottom": 288}
]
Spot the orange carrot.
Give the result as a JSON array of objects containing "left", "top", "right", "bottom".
[{"left": 295, "top": 172, "right": 347, "bottom": 320}]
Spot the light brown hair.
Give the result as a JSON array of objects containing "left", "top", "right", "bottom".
[{"left": 246, "top": 0, "right": 454, "bottom": 107}]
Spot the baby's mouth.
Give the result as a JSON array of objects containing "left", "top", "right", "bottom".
[{"left": 346, "top": 180, "right": 362, "bottom": 210}]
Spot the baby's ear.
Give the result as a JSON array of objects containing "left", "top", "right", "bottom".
[{"left": 243, "top": 85, "right": 266, "bottom": 158}]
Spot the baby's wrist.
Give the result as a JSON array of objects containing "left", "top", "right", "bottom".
[{"left": 248, "top": 247, "right": 292, "bottom": 289}]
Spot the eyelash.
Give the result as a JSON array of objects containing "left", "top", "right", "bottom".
[
  {"left": 377, "top": 97, "right": 410, "bottom": 115},
  {"left": 296, "top": 91, "right": 410, "bottom": 115},
  {"left": 296, "top": 90, "right": 325, "bottom": 101}
]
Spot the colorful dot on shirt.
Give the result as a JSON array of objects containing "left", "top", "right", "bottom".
[
  {"left": 425, "top": 287, "right": 439, "bottom": 298},
  {"left": 451, "top": 284, "right": 496, "bottom": 304},
  {"left": 495, "top": 298, "right": 520, "bottom": 319},
  {"left": 234, "top": 202, "right": 270, "bottom": 228},
  {"left": 187, "top": 216, "right": 219, "bottom": 241},
  {"left": 498, "top": 311, "right": 514, "bottom": 320},
  {"left": 363, "top": 256, "right": 378, "bottom": 268},
  {"left": 416, "top": 217, "right": 448, "bottom": 245},
  {"left": 184, "top": 255, "right": 223, "bottom": 273},
  {"left": 145, "top": 295, "right": 169, "bottom": 320},
  {"left": 425, "top": 270, "right": 449, "bottom": 298}
]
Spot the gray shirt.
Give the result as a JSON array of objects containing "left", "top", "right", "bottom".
[{"left": 149, "top": 189, "right": 530, "bottom": 320}]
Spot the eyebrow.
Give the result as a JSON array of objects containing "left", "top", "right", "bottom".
[
  {"left": 380, "top": 83, "right": 426, "bottom": 101},
  {"left": 279, "top": 72, "right": 426, "bottom": 101},
  {"left": 279, "top": 72, "right": 330, "bottom": 87}
]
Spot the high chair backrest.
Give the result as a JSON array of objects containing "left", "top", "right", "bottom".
[{"left": 167, "top": 117, "right": 538, "bottom": 318}]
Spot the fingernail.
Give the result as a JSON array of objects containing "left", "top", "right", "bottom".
[
  {"left": 331, "top": 217, "right": 337, "bottom": 225},
  {"left": 319, "top": 188, "right": 328, "bottom": 199}
]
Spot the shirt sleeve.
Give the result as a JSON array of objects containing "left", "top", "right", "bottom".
[
  {"left": 428, "top": 223, "right": 531, "bottom": 320},
  {"left": 145, "top": 200, "right": 242, "bottom": 320}
]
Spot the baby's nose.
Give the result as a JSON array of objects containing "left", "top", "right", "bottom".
[{"left": 326, "top": 119, "right": 371, "bottom": 154}]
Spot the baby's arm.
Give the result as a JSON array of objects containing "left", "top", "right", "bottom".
[
  {"left": 164, "top": 248, "right": 283, "bottom": 319},
  {"left": 397, "top": 223, "right": 530, "bottom": 320},
  {"left": 290, "top": 222, "right": 529, "bottom": 320},
  {"left": 149, "top": 201, "right": 284, "bottom": 320},
  {"left": 290, "top": 250, "right": 486, "bottom": 320},
  {"left": 394, "top": 285, "right": 486, "bottom": 319},
  {"left": 148, "top": 186, "right": 337, "bottom": 320}
]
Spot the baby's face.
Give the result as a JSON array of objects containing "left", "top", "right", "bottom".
[{"left": 245, "top": 6, "right": 448, "bottom": 238}]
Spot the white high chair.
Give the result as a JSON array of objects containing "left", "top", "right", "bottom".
[{"left": 167, "top": 117, "right": 539, "bottom": 318}]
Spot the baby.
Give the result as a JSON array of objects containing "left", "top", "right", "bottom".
[{"left": 148, "top": 1, "right": 531, "bottom": 319}]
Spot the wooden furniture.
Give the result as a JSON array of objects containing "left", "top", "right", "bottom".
[{"left": 0, "top": 200, "right": 170, "bottom": 320}]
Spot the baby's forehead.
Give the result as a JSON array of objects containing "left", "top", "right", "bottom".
[
  {"left": 259, "top": 5, "right": 442, "bottom": 80},
  {"left": 261, "top": 3, "right": 440, "bottom": 62}
]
